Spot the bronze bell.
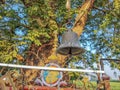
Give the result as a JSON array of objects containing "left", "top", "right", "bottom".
[{"left": 57, "top": 29, "right": 85, "bottom": 55}]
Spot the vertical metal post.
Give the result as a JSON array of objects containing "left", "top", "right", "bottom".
[{"left": 100, "top": 59, "right": 111, "bottom": 90}]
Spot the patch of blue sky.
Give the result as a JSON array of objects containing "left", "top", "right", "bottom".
[
  {"left": 20, "top": 19, "right": 28, "bottom": 25},
  {"left": 2, "top": 1, "right": 27, "bottom": 25},
  {"left": 109, "top": 0, "right": 113, "bottom": 2},
  {"left": 15, "top": 26, "right": 27, "bottom": 36},
  {"left": 91, "top": 10, "right": 100, "bottom": 16},
  {"left": 2, "top": 17, "right": 11, "bottom": 22},
  {"left": 56, "top": 17, "right": 63, "bottom": 23},
  {"left": 71, "top": 0, "right": 82, "bottom": 9},
  {"left": 12, "top": 3, "right": 29, "bottom": 27},
  {"left": 15, "top": 29, "right": 24, "bottom": 36},
  {"left": 4, "top": 1, "right": 29, "bottom": 54},
  {"left": 6, "top": 1, "right": 26, "bottom": 19},
  {"left": 74, "top": 61, "right": 85, "bottom": 68},
  {"left": 5, "top": 2, "right": 28, "bottom": 37},
  {"left": 13, "top": 5, "right": 26, "bottom": 18},
  {"left": 86, "top": 46, "right": 91, "bottom": 51},
  {"left": 96, "top": 30, "right": 102, "bottom": 35},
  {"left": 18, "top": 45, "right": 28, "bottom": 54}
]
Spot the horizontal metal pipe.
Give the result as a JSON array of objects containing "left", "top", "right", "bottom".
[{"left": 0, "top": 63, "right": 104, "bottom": 73}]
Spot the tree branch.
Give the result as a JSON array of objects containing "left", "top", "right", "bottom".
[
  {"left": 93, "top": 6, "right": 120, "bottom": 19},
  {"left": 19, "top": 24, "right": 33, "bottom": 30},
  {"left": 0, "top": 0, "right": 5, "bottom": 4},
  {"left": 0, "top": 67, "right": 5, "bottom": 74},
  {"left": 100, "top": 58, "right": 120, "bottom": 61},
  {"left": 25, "top": 51, "right": 41, "bottom": 61},
  {"left": 93, "top": 6, "right": 106, "bottom": 13},
  {"left": 37, "top": 42, "right": 53, "bottom": 56}
]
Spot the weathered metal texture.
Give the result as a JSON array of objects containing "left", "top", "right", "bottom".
[{"left": 57, "top": 30, "right": 85, "bottom": 55}]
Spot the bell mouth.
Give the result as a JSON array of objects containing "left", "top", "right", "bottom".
[{"left": 57, "top": 47, "right": 85, "bottom": 55}]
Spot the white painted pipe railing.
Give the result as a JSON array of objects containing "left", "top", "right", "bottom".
[{"left": 0, "top": 63, "right": 104, "bottom": 73}]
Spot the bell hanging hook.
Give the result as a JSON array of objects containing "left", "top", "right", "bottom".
[{"left": 66, "top": 19, "right": 74, "bottom": 30}]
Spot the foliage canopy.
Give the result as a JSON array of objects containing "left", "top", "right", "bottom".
[{"left": 0, "top": 0, "right": 120, "bottom": 69}]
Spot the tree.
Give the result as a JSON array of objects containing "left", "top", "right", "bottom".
[{"left": 0, "top": 0, "right": 120, "bottom": 83}]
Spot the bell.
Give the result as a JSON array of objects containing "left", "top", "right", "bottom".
[{"left": 57, "top": 29, "right": 85, "bottom": 55}]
